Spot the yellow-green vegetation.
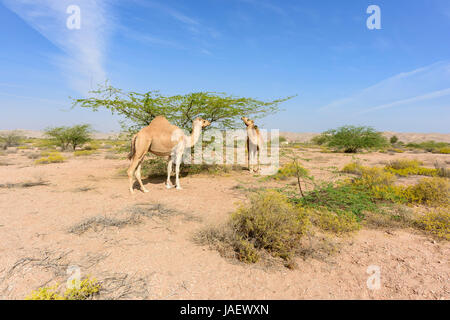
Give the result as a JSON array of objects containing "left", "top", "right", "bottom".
[
  {"left": 35, "top": 152, "right": 65, "bottom": 164},
  {"left": 31, "top": 138, "right": 58, "bottom": 149},
  {"left": 405, "top": 141, "right": 450, "bottom": 153},
  {"left": 311, "top": 210, "right": 361, "bottom": 234},
  {"left": 399, "top": 177, "right": 449, "bottom": 206},
  {"left": 269, "top": 162, "right": 308, "bottom": 180},
  {"left": 341, "top": 162, "right": 364, "bottom": 175},
  {"left": 74, "top": 150, "right": 96, "bottom": 156},
  {"left": 231, "top": 191, "right": 310, "bottom": 262},
  {"left": 82, "top": 140, "right": 100, "bottom": 150},
  {"left": 196, "top": 191, "right": 310, "bottom": 266},
  {"left": 435, "top": 147, "right": 450, "bottom": 154},
  {"left": 343, "top": 159, "right": 442, "bottom": 178},
  {"left": 385, "top": 159, "right": 438, "bottom": 177},
  {"left": 64, "top": 278, "right": 101, "bottom": 300},
  {"left": 414, "top": 207, "right": 450, "bottom": 240},
  {"left": 342, "top": 161, "right": 449, "bottom": 206},
  {"left": 25, "top": 284, "right": 64, "bottom": 300},
  {"left": 26, "top": 277, "right": 100, "bottom": 300}
]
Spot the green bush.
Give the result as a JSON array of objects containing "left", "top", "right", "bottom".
[
  {"left": 405, "top": 141, "right": 449, "bottom": 152},
  {"left": 390, "top": 135, "right": 399, "bottom": 144},
  {"left": 319, "top": 125, "right": 388, "bottom": 153},
  {"left": 295, "top": 184, "right": 378, "bottom": 219},
  {"left": 45, "top": 124, "right": 93, "bottom": 151}
]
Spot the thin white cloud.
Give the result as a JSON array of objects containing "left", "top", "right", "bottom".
[
  {"left": 320, "top": 61, "right": 450, "bottom": 114},
  {"left": 2, "top": 0, "right": 112, "bottom": 95},
  {"left": 358, "top": 88, "right": 450, "bottom": 114}
]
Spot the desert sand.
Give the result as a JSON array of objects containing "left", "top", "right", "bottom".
[{"left": 0, "top": 143, "right": 448, "bottom": 300}]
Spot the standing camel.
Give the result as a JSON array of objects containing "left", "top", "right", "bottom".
[
  {"left": 127, "top": 116, "right": 211, "bottom": 193},
  {"left": 241, "top": 116, "right": 263, "bottom": 173}
]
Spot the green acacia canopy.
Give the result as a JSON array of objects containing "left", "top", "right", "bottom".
[{"left": 72, "top": 83, "right": 294, "bottom": 132}]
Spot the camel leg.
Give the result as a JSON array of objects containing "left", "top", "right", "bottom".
[
  {"left": 247, "top": 138, "right": 251, "bottom": 172},
  {"left": 166, "top": 156, "right": 174, "bottom": 189},
  {"left": 256, "top": 143, "right": 262, "bottom": 174},
  {"left": 174, "top": 148, "right": 184, "bottom": 190},
  {"left": 135, "top": 161, "right": 149, "bottom": 193},
  {"left": 127, "top": 156, "right": 140, "bottom": 194},
  {"left": 127, "top": 136, "right": 151, "bottom": 193},
  {"left": 249, "top": 144, "right": 255, "bottom": 172}
]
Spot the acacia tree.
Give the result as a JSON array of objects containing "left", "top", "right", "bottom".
[
  {"left": 72, "top": 83, "right": 294, "bottom": 132},
  {"left": 45, "top": 124, "right": 92, "bottom": 151},
  {"left": 319, "top": 125, "right": 388, "bottom": 153}
]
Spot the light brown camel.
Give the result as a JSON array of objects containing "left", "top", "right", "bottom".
[
  {"left": 241, "top": 116, "right": 263, "bottom": 173},
  {"left": 127, "top": 116, "right": 211, "bottom": 193}
]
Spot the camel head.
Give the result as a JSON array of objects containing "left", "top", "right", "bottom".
[
  {"left": 194, "top": 117, "right": 211, "bottom": 129},
  {"left": 241, "top": 116, "right": 255, "bottom": 127}
]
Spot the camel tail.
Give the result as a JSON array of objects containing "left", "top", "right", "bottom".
[{"left": 127, "top": 134, "right": 137, "bottom": 160}]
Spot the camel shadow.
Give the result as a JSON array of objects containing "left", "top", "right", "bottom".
[{"left": 140, "top": 173, "right": 189, "bottom": 187}]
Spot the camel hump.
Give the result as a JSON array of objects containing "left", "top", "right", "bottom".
[{"left": 151, "top": 115, "right": 170, "bottom": 125}]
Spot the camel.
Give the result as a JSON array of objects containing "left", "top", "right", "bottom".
[
  {"left": 127, "top": 116, "right": 211, "bottom": 193},
  {"left": 241, "top": 116, "right": 263, "bottom": 173}
]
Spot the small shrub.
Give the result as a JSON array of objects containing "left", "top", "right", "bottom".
[
  {"left": 74, "top": 150, "right": 96, "bottom": 156},
  {"left": 356, "top": 167, "right": 396, "bottom": 190},
  {"left": 341, "top": 162, "right": 364, "bottom": 175},
  {"left": 0, "top": 131, "right": 24, "bottom": 149},
  {"left": 384, "top": 159, "right": 438, "bottom": 177},
  {"left": 311, "top": 209, "right": 361, "bottom": 234},
  {"left": 234, "top": 239, "right": 261, "bottom": 263},
  {"left": 414, "top": 207, "right": 449, "bottom": 240},
  {"left": 270, "top": 162, "right": 308, "bottom": 180},
  {"left": 35, "top": 152, "right": 65, "bottom": 164},
  {"left": 390, "top": 135, "right": 399, "bottom": 144},
  {"left": 64, "top": 277, "right": 101, "bottom": 300},
  {"left": 386, "top": 159, "right": 422, "bottom": 170},
  {"left": 26, "top": 277, "right": 100, "bottom": 300},
  {"left": 434, "top": 162, "right": 450, "bottom": 178},
  {"left": 435, "top": 147, "right": 450, "bottom": 154},
  {"left": 400, "top": 177, "right": 449, "bottom": 206},
  {"left": 231, "top": 191, "right": 310, "bottom": 261},
  {"left": 26, "top": 284, "right": 64, "bottom": 300}
]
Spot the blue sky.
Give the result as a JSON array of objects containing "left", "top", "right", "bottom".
[{"left": 1, "top": 0, "right": 449, "bottom": 133}]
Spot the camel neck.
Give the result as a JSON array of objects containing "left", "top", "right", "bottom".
[{"left": 188, "top": 123, "right": 202, "bottom": 147}]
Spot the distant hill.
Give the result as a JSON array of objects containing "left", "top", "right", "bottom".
[
  {"left": 1, "top": 129, "right": 449, "bottom": 144},
  {"left": 0, "top": 129, "right": 122, "bottom": 140}
]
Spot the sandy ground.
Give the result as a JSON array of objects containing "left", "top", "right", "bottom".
[{"left": 0, "top": 147, "right": 449, "bottom": 300}]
